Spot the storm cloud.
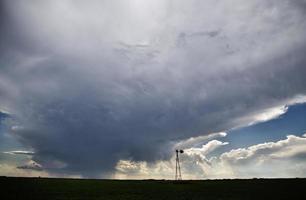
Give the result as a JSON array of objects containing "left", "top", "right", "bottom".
[{"left": 1, "top": 0, "right": 306, "bottom": 177}]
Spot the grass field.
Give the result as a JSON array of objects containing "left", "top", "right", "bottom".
[{"left": 1, "top": 177, "right": 305, "bottom": 200}]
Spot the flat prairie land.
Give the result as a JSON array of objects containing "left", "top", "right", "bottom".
[{"left": 0, "top": 177, "right": 305, "bottom": 200}]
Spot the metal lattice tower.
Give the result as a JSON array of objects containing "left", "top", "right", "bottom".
[{"left": 175, "top": 149, "right": 184, "bottom": 180}]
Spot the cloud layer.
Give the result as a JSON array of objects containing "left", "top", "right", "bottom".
[
  {"left": 115, "top": 133, "right": 306, "bottom": 179},
  {"left": 0, "top": 0, "right": 306, "bottom": 177}
]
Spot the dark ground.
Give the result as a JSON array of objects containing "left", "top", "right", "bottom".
[{"left": 0, "top": 177, "right": 305, "bottom": 200}]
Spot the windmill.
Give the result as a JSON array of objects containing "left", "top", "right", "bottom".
[{"left": 175, "top": 149, "right": 184, "bottom": 180}]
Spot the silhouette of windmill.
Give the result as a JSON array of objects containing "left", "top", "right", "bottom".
[{"left": 175, "top": 149, "right": 184, "bottom": 180}]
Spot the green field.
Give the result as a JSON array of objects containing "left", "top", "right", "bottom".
[{"left": 1, "top": 177, "right": 305, "bottom": 200}]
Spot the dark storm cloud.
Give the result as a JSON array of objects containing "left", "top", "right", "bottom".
[{"left": 0, "top": 0, "right": 306, "bottom": 177}]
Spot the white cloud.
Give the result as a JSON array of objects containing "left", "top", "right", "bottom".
[
  {"left": 114, "top": 133, "right": 306, "bottom": 179},
  {"left": 186, "top": 140, "right": 228, "bottom": 156},
  {"left": 0, "top": 109, "right": 10, "bottom": 115},
  {"left": 3, "top": 150, "right": 35, "bottom": 156},
  {"left": 174, "top": 132, "right": 227, "bottom": 150},
  {"left": 220, "top": 134, "right": 306, "bottom": 163},
  {"left": 232, "top": 95, "right": 306, "bottom": 128}
]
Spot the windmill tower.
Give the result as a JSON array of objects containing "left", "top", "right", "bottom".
[{"left": 175, "top": 149, "right": 184, "bottom": 180}]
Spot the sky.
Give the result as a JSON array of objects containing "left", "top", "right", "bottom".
[{"left": 0, "top": 0, "right": 306, "bottom": 179}]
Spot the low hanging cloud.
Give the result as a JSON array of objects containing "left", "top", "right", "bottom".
[
  {"left": 220, "top": 134, "right": 306, "bottom": 165},
  {"left": 173, "top": 132, "right": 227, "bottom": 150},
  {"left": 115, "top": 133, "right": 306, "bottom": 179},
  {"left": 0, "top": 0, "right": 306, "bottom": 177},
  {"left": 213, "top": 134, "right": 306, "bottom": 178},
  {"left": 16, "top": 160, "right": 43, "bottom": 171},
  {"left": 186, "top": 140, "right": 229, "bottom": 156}
]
